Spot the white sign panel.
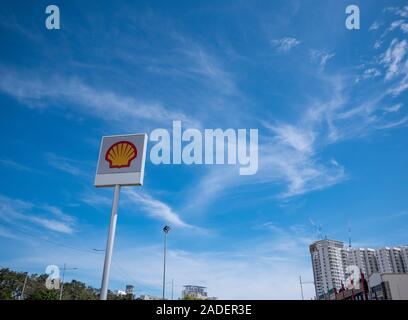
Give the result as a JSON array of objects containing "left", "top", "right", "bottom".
[{"left": 94, "top": 133, "right": 147, "bottom": 187}]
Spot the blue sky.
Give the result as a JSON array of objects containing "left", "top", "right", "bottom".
[{"left": 0, "top": 0, "right": 408, "bottom": 299}]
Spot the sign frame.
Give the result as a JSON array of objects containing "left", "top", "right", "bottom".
[{"left": 94, "top": 133, "right": 148, "bottom": 187}]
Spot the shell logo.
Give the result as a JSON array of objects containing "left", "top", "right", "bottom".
[{"left": 105, "top": 141, "right": 137, "bottom": 169}]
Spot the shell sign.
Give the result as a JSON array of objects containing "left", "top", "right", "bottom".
[
  {"left": 95, "top": 134, "right": 147, "bottom": 187},
  {"left": 105, "top": 141, "right": 137, "bottom": 169}
]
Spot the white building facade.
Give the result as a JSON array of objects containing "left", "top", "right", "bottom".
[
  {"left": 347, "top": 248, "right": 378, "bottom": 276},
  {"left": 376, "top": 247, "right": 405, "bottom": 273},
  {"left": 400, "top": 246, "right": 408, "bottom": 272},
  {"left": 310, "top": 240, "right": 408, "bottom": 299},
  {"left": 310, "top": 239, "right": 348, "bottom": 298},
  {"left": 182, "top": 285, "right": 208, "bottom": 299}
]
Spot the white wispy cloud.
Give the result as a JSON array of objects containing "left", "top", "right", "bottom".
[
  {"left": 364, "top": 14, "right": 408, "bottom": 104},
  {"left": 0, "top": 225, "right": 19, "bottom": 239},
  {"left": 0, "top": 194, "right": 76, "bottom": 234},
  {"left": 179, "top": 166, "right": 241, "bottom": 215},
  {"left": 0, "top": 12, "right": 42, "bottom": 42},
  {"left": 180, "top": 29, "right": 407, "bottom": 206},
  {"left": 356, "top": 68, "right": 381, "bottom": 82},
  {"left": 42, "top": 205, "right": 76, "bottom": 224},
  {"left": 389, "top": 76, "right": 408, "bottom": 96},
  {"left": 181, "top": 77, "right": 347, "bottom": 204},
  {"left": 254, "top": 76, "right": 348, "bottom": 198},
  {"left": 374, "top": 40, "right": 383, "bottom": 49},
  {"left": 384, "top": 6, "right": 408, "bottom": 18},
  {"left": 271, "top": 37, "right": 301, "bottom": 52},
  {"left": 381, "top": 38, "right": 407, "bottom": 80},
  {"left": 375, "top": 116, "right": 408, "bottom": 129},
  {"left": 383, "top": 103, "right": 403, "bottom": 114},
  {"left": 369, "top": 21, "right": 381, "bottom": 31},
  {"left": 310, "top": 49, "right": 335, "bottom": 69},
  {"left": 389, "top": 19, "right": 405, "bottom": 31},
  {"left": 181, "top": 42, "right": 237, "bottom": 96},
  {"left": 0, "top": 158, "right": 37, "bottom": 172},
  {"left": 260, "top": 136, "right": 346, "bottom": 199},
  {"left": 81, "top": 192, "right": 112, "bottom": 207},
  {"left": 124, "top": 189, "right": 192, "bottom": 228},
  {"left": 46, "top": 153, "right": 90, "bottom": 177},
  {"left": 333, "top": 14, "right": 408, "bottom": 134},
  {"left": 262, "top": 122, "right": 315, "bottom": 154},
  {"left": 81, "top": 188, "right": 196, "bottom": 230},
  {"left": 378, "top": 35, "right": 408, "bottom": 97},
  {"left": 121, "top": 31, "right": 238, "bottom": 99},
  {"left": 28, "top": 216, "right": 74, "bottom": 234},
  {"left": 0, "top": 66, "right": 197, "bottom": 128}
]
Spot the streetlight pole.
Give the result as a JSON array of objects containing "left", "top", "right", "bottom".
[
  {"left": 21, "top": 272, "right": 28, "bottom": 300},
  {"left": 299, "top": 275, "right": 315, "bottom": 300},
  {"left": 162, "top": 225, "right": 170, "bottom": 300},
  {"left": 60, "top": 263, "right": 66, "bottom": 300},
  {"left": 59, "top": 263, "right": 78, "bottom": 300},
  {"left": 171, "top": 278, "right": 174, "bottom": 301}
]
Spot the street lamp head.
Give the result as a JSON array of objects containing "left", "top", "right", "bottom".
[{"left": 163, "top": 225, "right": 171, "bottom": 233}]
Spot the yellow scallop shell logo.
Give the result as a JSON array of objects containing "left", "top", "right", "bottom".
[{"left": 105, "top": 141, "right": 137, "bottom": 168}]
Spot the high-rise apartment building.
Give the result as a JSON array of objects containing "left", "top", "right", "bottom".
[
  {"left": 363, "top": 248, "right": 378, "bottom": 275},
  {"left": 347, "top": 248, "right": 378, "bottom": 276},
  {"left": 390, "top": 247, "right": 405, "bottom": 273},
  {"left": 400, "top": 246, "right": 408, "bottom": 272},
  {"left": 376, "top": 247, "right": 405, "bottom": 273},
  {"left": 310, "top": 240, "right": 408, "bottom": 298},
  {"left": 309, "top": 239, "right": 348, "bottom": 298}
]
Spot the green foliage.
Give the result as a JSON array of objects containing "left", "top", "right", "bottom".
[
  {"left": 182, "top": 294, "right": 204, "bottom": 300},
  {"left": 0, "top": 268, "right": 101, "bottom": 300},
  {"left": 27, "top": 287, "right": 59, "bottom": 300},
  {"left": 60, "top": 280, "right": 98, "bottom": 300},
  {"left": 0, "top": 268, "right": 27, "bottom": 299}
]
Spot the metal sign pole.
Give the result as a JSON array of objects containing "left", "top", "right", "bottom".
[
  {"left": 100, "top": 184, "right": 121, "bottom": 300},
  {"left": 59, "top": 263, "right": 66, "bottom": 300},
  {"left": 95, "top": 133, "right": 147, "bottom": 300}
]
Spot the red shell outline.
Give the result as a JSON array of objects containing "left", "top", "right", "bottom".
[{"left": 105, "top": 140, "right": 138, "bottom": 168}]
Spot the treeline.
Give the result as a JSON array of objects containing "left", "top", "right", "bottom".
[{"left": 0, "top": 268, "right": 132, "bottom": 300}]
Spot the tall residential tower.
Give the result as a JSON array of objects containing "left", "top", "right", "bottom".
[
  {"left": 310, "top": 240, "right": 408, "bottom": 299},
  {"left": 309, "top": 239, "right": 348, "bottom": 298}
]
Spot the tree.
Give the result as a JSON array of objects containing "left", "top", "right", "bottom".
[
  {"left": 61, "top": 280, "right": 98, "bottom": 300},
  {"left": 0, "top": 268, "right": 135, "bottom": 300},
  {"left": 0, "top": 268, "right": 27, "bottom": 299},
  {"left": 182, "top": 295, "right": 205, "bottom": 300}
]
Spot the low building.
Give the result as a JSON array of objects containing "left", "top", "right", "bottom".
[
  {"left": 335, "top": 288, "right": 367, "bottom": 300},
  {"left": 139, "top": 294, "right": 161, "bottom": 300},
  {"left": 182, "top": 285, "right": 208, "bottom": 300},
  {"left": 125, "top": 284, "right": 134, "bottom": 295},
  {"left": 113, "top": 290, "right": 127, "bottom": 296},
  {"left": 369, "top": 273, "right": 408, "bottom": 300}
]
